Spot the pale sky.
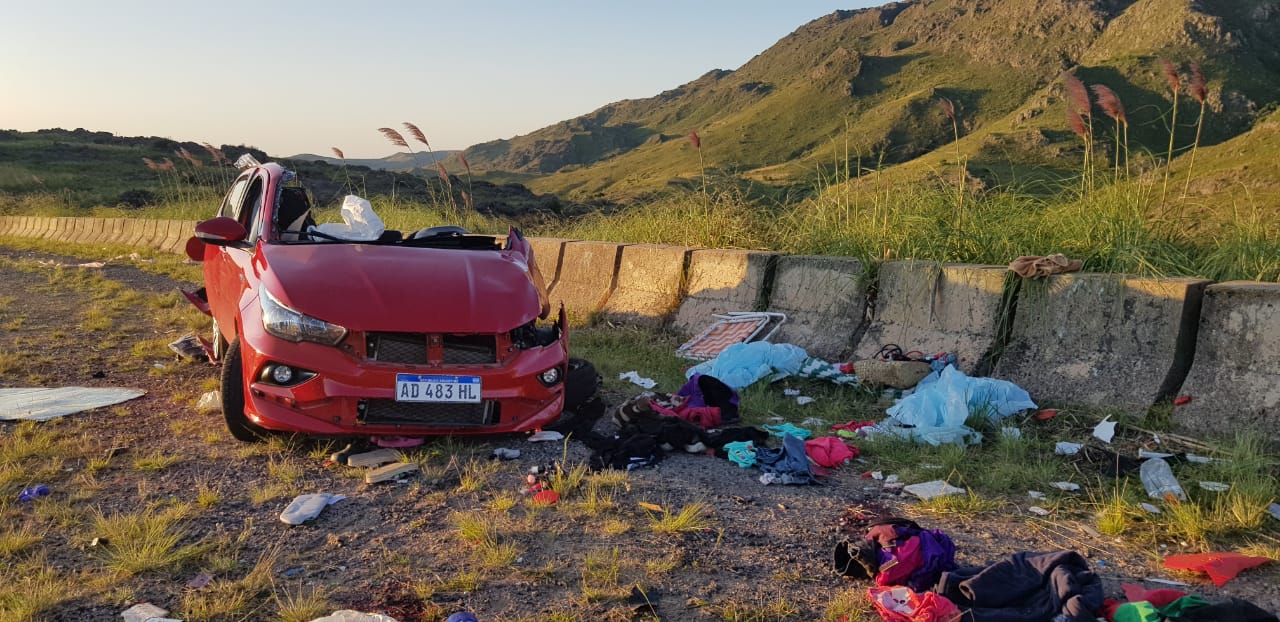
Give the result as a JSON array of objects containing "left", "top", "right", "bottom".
[{"left": 1, "top": 1, "right": 882, "bottom": 159}]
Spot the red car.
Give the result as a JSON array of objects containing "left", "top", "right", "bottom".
[{"left": 186, "top": 162, "right": 573, "bottom": 441}]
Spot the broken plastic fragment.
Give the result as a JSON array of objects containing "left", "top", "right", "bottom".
[
  {"left": 902, "top": 480, "right": 966, "bottom": 501},
  {"left": 1140, "top": 503, "right": 1162, "bottom": 514},
  {"left": 1028, "top": 490, "right": 1046, "bottom": 500},
  {"left": 784, "top": 389, "right": 800, "bottom": 396},
  {"left": 1001, "top": 427, "right": 1022, "bottom": 439},
  {"left": 1092, "top": 416, "right": 1117, "bottom": 443},
  {"left": 528, "top": 430, "right": 564, "bottom": 442},
  {"left": 1198, "top": 481, "right": 1230, "bottom": 492},
  {"left": 1055, "top": 442, "right": 1083, "bottom": 456},
  {"left": 1267, "top": 503, "right": 1280, "bottom": 521},
  {"left": 1050, "top": 481, "right": 1081, "bottom": 492},
  {"left": 1028, "top": 506, "right": 1051, "bottom": 516},
  {"left": 1138, "top": 448, "right": 1174, "bottom": 459},
  {"left": 618, "top": 371, "right": 657, "bottom": 389},
  {"left": 1185, "top": 453, "right": 1212, "bottom": 464},
  {"left": 280, "top": 493, "right": 346, "bottom": 525},
  {"left": 796, "top": 396, "right": 815, "bottom": 405}
]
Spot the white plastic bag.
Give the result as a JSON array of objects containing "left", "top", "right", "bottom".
[{"left": 311, "top": 195, "right": 385, "bottom": 241}]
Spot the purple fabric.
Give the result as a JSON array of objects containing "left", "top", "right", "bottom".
[{"left": 909, "top": 528, "right": 958, "bottom": 593}]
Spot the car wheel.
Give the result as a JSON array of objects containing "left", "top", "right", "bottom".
[
  {"left": 221, "top": 339, "right": 268, "bottom": 442},
  {"left": 563, "top": 357, "right": 600, "bottom": 411}
]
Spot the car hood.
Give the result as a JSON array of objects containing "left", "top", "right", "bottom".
[{"left": 259, "top": 243, "right": 541, "bottom": 333}]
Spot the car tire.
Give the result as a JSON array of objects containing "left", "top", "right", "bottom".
[
  {"left": 563, "top": 357, "right": 600, "bottom": 411},
  {"left": 221, "top": 339, "right": 268, "bottom": 442}
]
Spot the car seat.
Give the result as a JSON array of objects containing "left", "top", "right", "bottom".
[{"left": 277, "top": 187, "right": 316, "bottom": 241}]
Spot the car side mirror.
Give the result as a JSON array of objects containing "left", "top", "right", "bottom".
[{"left": 194, "top": 216, "right": 248, "bottom": 246}]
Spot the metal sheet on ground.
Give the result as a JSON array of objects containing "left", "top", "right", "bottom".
[{"left": 0, "top": 387, "right": 146, "bottom": 421}]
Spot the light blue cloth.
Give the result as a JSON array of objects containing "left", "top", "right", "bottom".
[
  {"left": 723, "top": 441, "right": 757, "bottom": 468},
  {"left": 686, "top": 342, "right": 809, "bottom": 390},
  {"left": 884, "top": 365, "right": 1036, "bottom": 446}
]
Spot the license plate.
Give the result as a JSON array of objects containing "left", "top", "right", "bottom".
[{"left": 395, "top": 374, "right": 482, "bottom": 403}]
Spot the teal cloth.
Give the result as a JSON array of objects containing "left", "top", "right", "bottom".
[
  {"left": 723, "top": 441, "right": 757, "bottom": 468},
  {"left": 762, "top": 423, "right": 812, "bottom": 439}
]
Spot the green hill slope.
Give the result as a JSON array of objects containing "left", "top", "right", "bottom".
[{"left": 448, "top": 0, "right": 1279, "bottom": 202}]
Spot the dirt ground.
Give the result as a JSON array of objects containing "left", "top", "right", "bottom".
[{"left": 1, "top": 243, "right": 1278, "bottom": 622}]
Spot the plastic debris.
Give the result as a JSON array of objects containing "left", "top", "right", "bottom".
[
  {"left": 492, "top": 447, "right": 520, "bottom": 460},
  {"left": 195, "top": 390, "right": 221, "bottom": 413},
  {"left": 870, "top": 471, "right": 884, "bottom": 480},
  {"left": 18, "top": 483, "right": 50, "bottom": 502},
  {"left": 1055, "top": 442, "right": 1082, "bottom": 456},
  {"left": 1140, "top": 457, "right": 1187, "bottom": 502},
  {"left": 1028, "top": 506, "right": 1051, "bottom": 516},
  {"left": 884, "top": 474, "right": 899, "bottom": 484},
  {"left": 1092, "top": 416, "right": 1117, "bottom": 443},
  {"left": 280, "top": 493, "right": 346, "bottom": 525},
  {"left": 1001, "top": 427, "right": 1021, "bottom": 439},
  {"left": 309, "top": 611, "right": 400, "bottom": 622},
  {"left": 168, "top": 334, "right": 211, "bottom": 360},
  {"left": 1140, "top": 503, "right": 1162, "bottom": 514},
  {"left": 1028, "top": 490, "right": 1046, "bottom": 500},
  {"left": 796, "top": 396, "right": 815, "bottom": 405},
  {"left": 1198, "top": 481, "right": 1230, "bottom": 492},
  {"left": 1138, "top": 448, "right": 1174, "bottom": 459},
  {"left": 445, "top": 612, "right": 479, "bottom": 622},
  {"left": 1034, "top": 408, "right": 1058, "bottom": 421},
  {"left": 1267, "top": 503, "right": 1280, "bottom": 521},
  {"left": 801, "top": 417, "right": 827, "bottom": 427},
  {"left": 882, "top": 365, "right": 1036, "bottom": 446},
  {"left": 532, "top": 489, "right": 560, "bottom": 505},
  {"left": 784, "top": 389, "right": 800, "bottom": 396},
  {"left": 347, "top": 449, "right": 402, "bottom": 468},
  {"left": 1185, "top": 453, "right": 1213, "bottom": 464},
  {"left": 121, "top": 603, "right": 170, "bottom": 622},
  {"left": 1050, "top": 481, "right": 1081, "bottom": 492},
  {"left": 528, "top": 430, "right": 564, "bottom": 442},
  {"left": 618, "top": 371, "right": 656, "bottom": 389},
  {"left": 365, "top": 463, "right": 417, "bottom": 484},
  {"left": 1, "top": 387, "right": 146, "bottom": 422},
  {"left": 186, "top": 572, "right": 214, "bottom": 589},
  {"left": 902, "top": 480, "right": 966, "bottom": 501}
]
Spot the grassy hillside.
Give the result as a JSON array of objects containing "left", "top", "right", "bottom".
[{"left": 444, "top": 0, "right": 1279, "bottom": 204}]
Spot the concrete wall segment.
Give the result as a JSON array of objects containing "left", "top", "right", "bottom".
[
  {"left": 992, "top": 274, "right": 1210, "bottom": 411},
  {"left": 547, "top": 241, "right": 626, "bottom": 321},
  {"left": 767, "top": 255, "right": 868, "bottom": 360},
  {"left": 601, "top": 243, "right": 692, "bottom": 327},
  {"left": 855, "top": 261, "right": 1007, "bottom": 373},
  {"left": 673, "top": 249, "right": 777, "bottom": 334},
  {"left": 1174, "top": 281, "right": 1280, "bottom": 438}
]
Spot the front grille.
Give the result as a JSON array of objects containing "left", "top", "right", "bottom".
[
  {"left": 368, "top": 333, "right": 427, "bottom": 364},
  {"left": 359, "top": 399, "right": 498, "bottom": 427},
  {"left": 443, "top": 335, "right": 497, "bottom": 364},
  {"left": 367, "top": 332, "right": 497, "bottom": 365}
]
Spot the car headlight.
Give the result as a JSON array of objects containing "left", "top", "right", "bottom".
[{"left": 259, "top": 284, "right": 348, "bottom": 346}]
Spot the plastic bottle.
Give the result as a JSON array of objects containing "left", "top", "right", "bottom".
[{"left": 1139, "top": 457, "right": 1187, "bottom": 502}]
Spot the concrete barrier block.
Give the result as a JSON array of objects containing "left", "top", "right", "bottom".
[
  {"left": 68, "top": 217, "right": 89, "bottom": 243},
  {"left": 1174, "top": 282, "right": 1280, "bottom": 439},
  {"left": 601, "top": 244, "right": 692, "bottom": 327},
  {"left": 166, "top": 221, "right": 194, "bottom": 254},
  {"left": 767, "top": 255, "right": 868, "bottom": 360},
  {"left": 22, "top": 217, "right": 40, "bottom": 239},
  {"left": 51, "top": 218, "right": 73, "bottom": 241},
  {"left": 528, "top": 237, "right": 569, "bottom": 289},
  {"left": 0, "top": 216, "right": 16, "bottom": 236},
  {"left": 87, "top": 217, "right": 108, "bottom": 244},
  {"left": 158, "top": 220, "right": 182, "bottom": 253},
  {"left": 548, "top": 241, "right": 626, "bottom": 321},
  {"left": 993, "top": 274, "right": 1210, "bottom": 411},
  {"left": 122, "top": 219, "right": 145, "bottom": 246},
  {"left": 854, "top": 261, "right": 1007, "bottom": 373},
  {"left": 9, "top": 216, "right": 26, "bottom": 237},
  {"left": 139, "top": 219, "right": 161, "bottom": 249},
  {"left": 105, "top": 218, "right": 127, "bottom": 245},
  {"left": 34, "top": 217, "right": 54, "bottom": 239},
  {"left": 673, "top": 249, "right": 777, "bottom": 334}
]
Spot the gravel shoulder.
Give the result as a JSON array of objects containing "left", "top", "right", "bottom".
[{"left": 1, "top": 243, "right": 1277, "bottom": 621}]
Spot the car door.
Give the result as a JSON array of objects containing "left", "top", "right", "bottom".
[{"left": 207, "top": 171, "right": 268, "bottom": 339}]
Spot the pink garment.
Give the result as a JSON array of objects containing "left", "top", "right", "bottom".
[
  {"left": 869, "top": 586, "right": 961, "bottom": 622},
  {"left": 805, "top": 436, "right": 857, "bottom": 467},
  {"left": 876, "top": 535, "right": 923, "bottom": 588}
]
